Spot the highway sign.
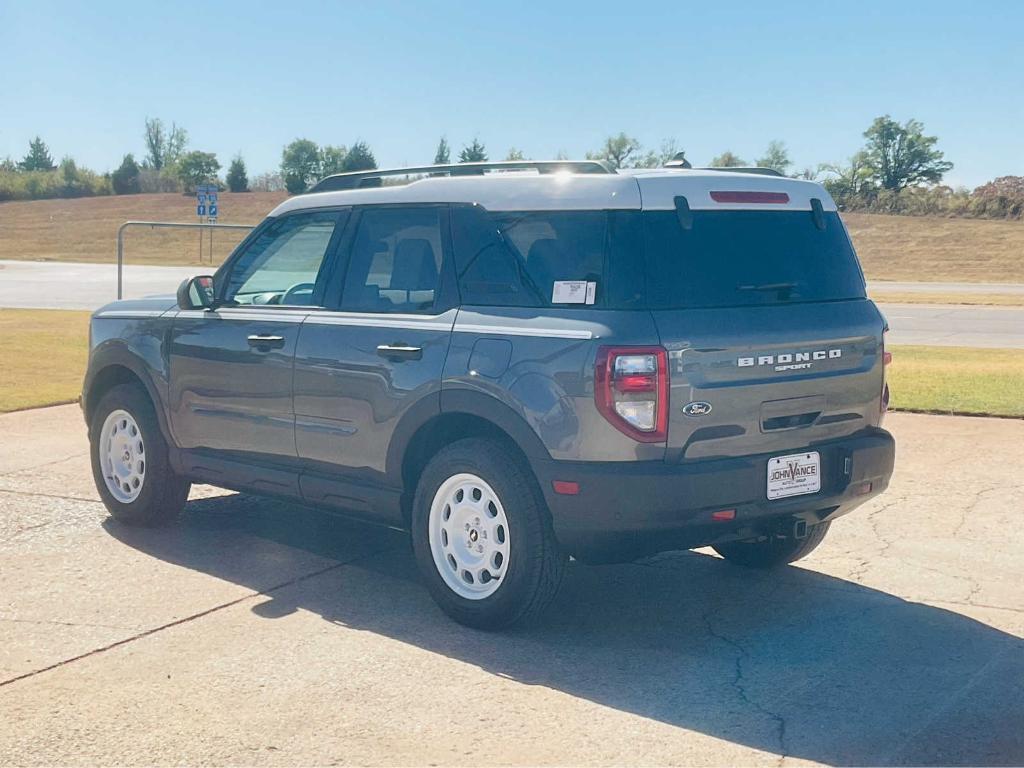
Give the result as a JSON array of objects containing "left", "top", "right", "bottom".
[{"left": 197, "top": 204, "right": 206, "bottom": 216}]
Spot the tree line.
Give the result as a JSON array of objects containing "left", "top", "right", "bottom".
[{"left": 2, "top": 115, "right": 1021, "bottom": 220}]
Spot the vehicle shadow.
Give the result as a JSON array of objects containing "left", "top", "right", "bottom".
[{"left": 105, "top": 492, "right": 1023, "bottom": 766}]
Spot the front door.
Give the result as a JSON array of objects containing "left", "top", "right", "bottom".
[
  {"left": 168, "top": 209, "right": 347, "bottom": 481},
  {"left": 293, "top": 205, "right": 457, "bottom": 519}
]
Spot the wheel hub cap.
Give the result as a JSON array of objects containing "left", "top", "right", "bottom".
[
  {"left": 98, "top": 409, "right": 146, "bottom": 504},
  {"left": 428, "top": 473, "right": 510, "bottom": 600}
]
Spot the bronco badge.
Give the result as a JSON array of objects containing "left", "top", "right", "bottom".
[{"left": 682, "top": 401, "right": 713, "bottom": 417}]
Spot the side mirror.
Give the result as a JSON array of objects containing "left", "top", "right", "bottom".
[{"left": 177, "top": 275, "right": 216, "bottom": 310}]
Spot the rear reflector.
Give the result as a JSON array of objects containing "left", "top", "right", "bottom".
[
  {"left": 883, "top": 351, "right": 892, "bottom": 366},
  {"left": 711, "top": 509, "right": 736, "bottom": 521},
  {"left": 853, "top": 481, "right": 873, "bottom": 496},
  {"left": 552, "top": 480, "right": 580, "bottom": 495},
  {"left": 710, "top": 191, "right": 790, "bottom": 204}
]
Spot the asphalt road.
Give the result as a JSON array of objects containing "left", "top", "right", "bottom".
[
  {"left": 1, "top": 405, "right": 1022, "bottom": 765},
  {"left": 2, "top": 260, "right": 1024, "bottom": 348}
]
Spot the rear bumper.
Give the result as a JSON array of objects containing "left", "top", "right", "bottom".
[{"left": 532, "top": 428, "right": 895, "bottom": 563}]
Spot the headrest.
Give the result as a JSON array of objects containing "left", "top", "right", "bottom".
[{"left": 391, "top": 238, "right": 438, "bottom": 291}]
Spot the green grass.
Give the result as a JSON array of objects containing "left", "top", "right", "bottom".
[
  {"left": 888, "top": 345, "right": 1024, "bottom": 417},
  {"left": 0, "top": 309, "right": 90, "bottom": 413}
]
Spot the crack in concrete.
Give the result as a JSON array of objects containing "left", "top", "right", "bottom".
[
  {"left": 0, "top": 452, "right": 86, "bottom": 478},
  {"left": 0, "top": 488, "right": 100, "bottom": 504},
  {"left": 953, "top": 486, "right": 1007, "bottom": 539},
  {"left": 700, "top": 608, "right": 789, "bottom": 763},
  {"left": 0, "top": 616, "right": 140, "bottom": 631},
  {"left": 0, "top": 544, "right": 402, "bottom": 690}
]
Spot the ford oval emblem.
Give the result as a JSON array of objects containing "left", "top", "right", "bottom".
[{"left": 682, "top": 401, "right": 713, "bottom": 417}]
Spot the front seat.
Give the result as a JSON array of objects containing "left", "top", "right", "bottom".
[{"left": 390, "top": 238, "right": 439, "bottom": 309}]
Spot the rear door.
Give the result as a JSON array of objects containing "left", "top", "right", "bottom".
[
  {"left": 293, "top": 205, "right": 457, "bottom": 521},
  {"left": 169, "top": 209, "right": 346, "bottom": 486},
  {"left": 642, "top": 202, "right": 886, "bottom": 463}
]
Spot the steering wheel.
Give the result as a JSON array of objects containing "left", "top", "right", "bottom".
[{"left": 280, "top": 282, "right": 316, "bottom": 306}]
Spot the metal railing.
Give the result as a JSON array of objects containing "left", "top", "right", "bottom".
[{"left": 116, "top": 221, "right": 255, "bottom": 299}]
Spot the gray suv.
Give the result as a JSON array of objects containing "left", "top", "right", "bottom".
[{"left": 82, "top": 161, "right": 895, "bottom": 629}]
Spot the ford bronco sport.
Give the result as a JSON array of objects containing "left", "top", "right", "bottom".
[{"left": 83, "top": 160, "right": 895, "bottom": 629}]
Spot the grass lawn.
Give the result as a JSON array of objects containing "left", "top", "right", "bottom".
[
  {"left": 888, "top": 345, "right": 1024, "bottom": 418},
  {"left": 0, "top": 309, "right": 90, "bottom": 413}
]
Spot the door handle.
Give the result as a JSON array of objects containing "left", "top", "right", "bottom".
[
  {"left": 377, "top": 343, "right": 423, "bottom": 361},
  {"left": 247, "top": 334, "right": 285, "bottom": 349}
]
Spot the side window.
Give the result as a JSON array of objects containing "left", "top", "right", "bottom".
[
  {"left": 451, "top": 205, "right": 535, "bottom": 307},
  {"left": 223, "top": 210, "right": 342, "bottom": 306},
  {"left": 452, "top": 206, "right": 609, "bottom": 308},
  {"left": 340, "top": 207, "right": 444, "bottom": 313}
]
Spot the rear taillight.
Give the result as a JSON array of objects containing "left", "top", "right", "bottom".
[{"left": 595, "top": 346, "right": 669, "bottom": 442}]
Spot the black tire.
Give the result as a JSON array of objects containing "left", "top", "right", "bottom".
[
  {"left": 411, "top": 438, "right": 566, "bottom": 630},
  {"left": 713, "top": 521, "right": 831, "bottom": 568},
  {"left": 89, "top": 382, "right": 189, "bottom": 526}
]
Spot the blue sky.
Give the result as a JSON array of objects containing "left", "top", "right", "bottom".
[{"left": 1, "top": 0, "right": 1021, "bottom": 188}]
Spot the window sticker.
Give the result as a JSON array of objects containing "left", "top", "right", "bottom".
[{"left": 552, "top": 280, "right": 597, "bottom": 304}]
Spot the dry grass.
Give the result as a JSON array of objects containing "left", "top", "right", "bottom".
[
  {"left": 0, "top": 192, "right": 286, "bottom": 267},
  {"left": 0, "top": 309, "right": 90, "bottom": 413},
  {"left": 844, "top": 212, "right": 1024, "bottom": 283},
  {"left": 1, "top": 195, "right": 1022, "bottom": 283}
]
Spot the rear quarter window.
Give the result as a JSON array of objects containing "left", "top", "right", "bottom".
[
  {"left": 451, "top": 206, "right": 641, "bottom": 309},
  {"left": 644, "top": 209, "right": 866, "bottom": 309}
]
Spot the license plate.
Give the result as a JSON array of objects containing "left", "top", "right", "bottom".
[{"left": 767, "top": 451, "right": 821, "bottom": 500}]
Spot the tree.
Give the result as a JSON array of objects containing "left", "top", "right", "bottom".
[
  {"left": 281, "top": 138, "right": 322, "bottom": 194},
  {"left": 459, "top": 138, "right": 488, "bottom": 163},
  {"left": 319, "top": 145, "right": 348, "bottom": 176},
  {"left": 341, "top": 141, "right": 376, "bottom": 171},
  {"left": 19, "top": 136, "right": 55, "bottom": 171},
  {"left": 709, "top": 151, "right": 746, "bottom": 168},
  {"left": 505, "top": 147, "right": 526, "bottom": 161},
  {"left": 586, "top": 132, "right": 641, "bottom": 170},
  {"left": 633, "top": 139, "right": 681, "bottom": 169},
  {"left": 226, "top": 155, "right": 249, "bottom": 192},
  {"left": 861, "top": 115, "right": 953, "bottom": 191},
  {"left": 0, "top": 157, "right": 16, "bottom": 172},
  {"left": 756, "top": 140, "right": 792, "bottom": 174},
  {"left": 821, "top": 150, "right": 874, "bottom": 201},
  {"left": 111, "top": 153, "right": 141, "bottom": 194},
  {"left": 175, "top": 151, "right": 220, "bottom": 193},
  {"left": 143, "top": 118, "right": 188, "bottom": 171},
  {"left": 433, "top": 137, "right": 450, "bottom": 165}
]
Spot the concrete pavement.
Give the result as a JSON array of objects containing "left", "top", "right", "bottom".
[
  {"left": 0, "top": 259, "right": 197, "bottom": 310},
  {"left": 1, "top": 405, "right": 1022, "bottom": 765}
]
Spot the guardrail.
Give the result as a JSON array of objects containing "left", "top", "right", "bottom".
[{"left": 116, "top": 221, "right": 256, "bottom": 299}]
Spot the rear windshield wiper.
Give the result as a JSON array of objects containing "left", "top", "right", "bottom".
[{"left": 736, "top": 282, "right": 799, "bottom": 292}]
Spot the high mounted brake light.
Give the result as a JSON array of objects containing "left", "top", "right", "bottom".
[
  {"left": 595, "top": 346, "right": 669, "bottom": 442},
  {"left": 710, "top": 191, "right": 790, "bottom": 204}
]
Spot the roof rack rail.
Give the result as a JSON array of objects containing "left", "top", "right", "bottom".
[
  {"left": 309, "top": 160, "right": 613, "bottom": 193},
  {"left": 692, "top": 166, "right": 785, "bottom": 177}
]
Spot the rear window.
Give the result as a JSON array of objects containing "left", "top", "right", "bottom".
[{"left": 644, "top": 209, "right": 866, "bottom": 309}]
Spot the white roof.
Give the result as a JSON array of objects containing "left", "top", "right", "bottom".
[{"left": 269, "top": 168, "right": 836, "bottom": 216}]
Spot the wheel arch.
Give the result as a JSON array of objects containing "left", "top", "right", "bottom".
[
  {"left": 391, "top": 390, "right": 552, "bottom": 525},
  {"left": 83, "top": 346, "right": 170, "bottom": 444}
]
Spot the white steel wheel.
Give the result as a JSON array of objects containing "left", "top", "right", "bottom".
[
  {"left": 428, "top": 472, "right": 511, "bottom": 600},
  {"left": 98, "top": 409, "right": 146, "bottom": 503}
]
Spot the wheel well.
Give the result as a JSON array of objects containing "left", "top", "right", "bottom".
[
  {"left": 84, "top": 364, "right": 146, "bottom": 423},
  {"left": 400, "top": 412, "right": 533, "bottom": 524}
]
